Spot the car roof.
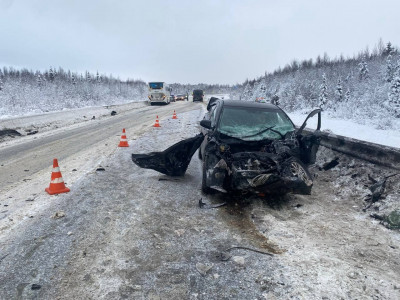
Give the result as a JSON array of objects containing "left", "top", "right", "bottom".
[{"left": 220, "top": 100, "right": 280, "bottom": 111}]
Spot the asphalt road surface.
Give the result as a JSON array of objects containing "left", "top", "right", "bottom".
[
  {"left": 0, "top": 102, "right": 198, "bottom": 193},
  {"left": 0, "top": 102, "right": 399, "bottom": 299}
]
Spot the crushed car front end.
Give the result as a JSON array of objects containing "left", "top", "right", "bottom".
[
  {"left": 200, "top": 101, "right": 321, "bottom": 195},
  {"left": 202, "top": 135, "right": 314, "bottom": 195}
]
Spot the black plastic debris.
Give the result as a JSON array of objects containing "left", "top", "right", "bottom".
[
  {"left": 368, "top": 174, "right": 378, "bottom": 184},
  {"left": 0, "top": 129, "right": 21, "bottom": 138},
  {"left": 111, "top": 111, "right": 117, "bottom": 116},
  {"left": 158, "top": 178, "right": 180, "bottom": 182},
  {"left": 27, "top": 130, "right": 38, "bottom": 135},
  {"left": 321, "top": 157, "right": 339, "bottom": 171},
  {"left": 132, "top": 134, "right": 204, "bottom": 176},
  {"left": 96, "top": 167, "right": 106, "bottom": 172},
  {"left": 198, "top": 198, "right": 226, "bottom": 209},
  {"left": 369, "top": 179, "right": 387, "bottom": 202},
  {"left": 31, "top": 284, "right": 41, "bottom": 290}
]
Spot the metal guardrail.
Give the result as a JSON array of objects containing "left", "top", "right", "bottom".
[{"left": 304, "top": 129, "right": 400, "bottom": 170}]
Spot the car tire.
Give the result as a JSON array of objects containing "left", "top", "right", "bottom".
[{"left": 282, "top": 158, "right": 313, "bottom": 194}]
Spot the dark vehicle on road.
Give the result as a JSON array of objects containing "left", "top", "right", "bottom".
[
  {"left": 198, "top": 100, "right": 321, "bottom": 195},
  {"left": 175, "top": 94, "right": 186, "bottom": 101},
  {"left": 132, "top": 100, "right": 321, "bottom": 196},
  {"left": 170, "top": 95, "right": 176, "bottom": 102},
  {"left": 193, "top": 90, "right": 204, "bottom": 102}
]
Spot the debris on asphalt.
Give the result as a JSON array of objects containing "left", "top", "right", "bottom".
[
  {"left": 387, "top": 210, "right": 400, "bottom": 229},
  {"left": 321, "top": 157, "right": 339, "bottom": 171},
  {"left": 198, "top": 198, "right": 227, "bottom": 209},
  {"left": 158, "top": 177, "right": 180, "bottom": 182},
  {"left": 0, "top": 129, "right": 21, "bottom": 138},
  {"left": 222, "top": 246, "right": 274, "bottom": 258},
  {"left": 364, "top": 174, "right": 398, "bottom": 209},
  {"left": 27, "top": 130, "right": 38, "bottom": 135},
  {"left": 96, "top": 167, "right": 106, "bottom": 171},
  {"left": 232, "top": 256, "right": 245, "bottom": 266},
  {"left": 31, "top": 284, "right": 41, "bottom": 290},
  {"left": 111, "top": 111, "right": 117, "bottom": 116},
  {"left": 0, "top": 253, "right": 10, "bottom": 262},
  {"left": 131, "top": 134, "right": 204, "bottom": 176},
  {"left": 195, "top": 262, "right": 214, "bottom": 276},
  {"left": 51, "top": 211, "right": 65, "bottom": 219},
  {"left": 368, "top": 174, "right": 378, "bottom": 183}
]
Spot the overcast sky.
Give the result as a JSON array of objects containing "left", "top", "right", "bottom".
[{"left": 1, "top": 0, "right": 399, "bottom": 85}]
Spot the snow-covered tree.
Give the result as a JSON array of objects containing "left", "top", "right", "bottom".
[
  {"left": 335, "top": 77, "right": 343, "bottom": 102},
  {"left": 0, "top": 77, "right": 3, "bottom": 91},
  {"left": 344, "top": 89, "right": 351, "bottom": 102},
  {"left": 49, "top": 67, "right": 54, "bottom": 82},
  {"left": 318, "top": 74, "right": 328, "bottom": 109},
  {"left": 384, "top": 42, "right": 394, "bottom": 56},
  {"left": 71, "top": 73, "right": 76, "bottom": 85},
  {"left": 358, "top": 57, "right": 369, "bottom": 80},
  {"left": 37, "top": 74, "right": 42, "bottom": 86},
  {"left": 96, "top": 71, "right": 101, "bottom": 83},
  {"left": 86, "top": 71, "right": 91, "bottom": 82},
  {"left": 385, "top": 54, "right": 395, "bottom": 82},
  {"left": 388, "top": 75, "right": 400, "bottom": 116}
]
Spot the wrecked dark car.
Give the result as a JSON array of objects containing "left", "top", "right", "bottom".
[
  {"left": 132, "top": 99, "right": 321, "bottom": 196},
  {"left": 198, "top": 100, "right": 321, "bottom": 195}
]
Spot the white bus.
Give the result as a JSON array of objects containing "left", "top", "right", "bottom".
[{"left": 148, "top": 82, "right": 171, "bottom": 105}]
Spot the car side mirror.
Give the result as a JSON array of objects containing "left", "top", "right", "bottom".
[
  {"left": 297, "top": 109, "right": 321, "bottom": 135},
  {"left": 200, "top": 119, "right": 213, "bottom": 129}
]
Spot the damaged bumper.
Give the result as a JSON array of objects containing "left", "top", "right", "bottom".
[{"left": 208, "top": 153, "right": 313, "bottom": 195}]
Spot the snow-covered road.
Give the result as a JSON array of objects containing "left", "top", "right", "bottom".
[{"left": 0, "top": 101, "right": 399, "bottom": 299}]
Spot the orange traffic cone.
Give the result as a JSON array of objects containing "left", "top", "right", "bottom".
[
  {"left": 172, "top": 110, "right": 178, "bottom": 119},
  {"left": 153, "top": 115, "right": 161, "bottom": 127},
  {"left": 45, "top": 159, "right": 70, "bottom": 195},
  {"left": 118, "top": 128, "right": 129, "bottom": 147}
]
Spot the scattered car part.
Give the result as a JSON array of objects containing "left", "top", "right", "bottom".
[
  {"left": 321, "top": 157, "right": 339, "bottom": 171},
  {"left": 198, "top": 198, "right": 226, "bottom": 209},
  {"left": 219, "top": 246, "right": 274, "bottom": 261},
  {"left": 0, "top": 129, "right": 21, "bottom": 138},
  {"left": 132, "top": 134, "right": 204, "bottom": 176}
]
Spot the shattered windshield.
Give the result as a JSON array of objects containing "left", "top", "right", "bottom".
[{"left": 217, "top": 106, "right": 294, "bottom": 141}]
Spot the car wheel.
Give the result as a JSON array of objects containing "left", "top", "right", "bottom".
[
  {"left": 282, "top": 158, "right": 313, "bottom": 194},
  {"left": 288, "top": 160, "right": 312, "bottom": 184}
]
